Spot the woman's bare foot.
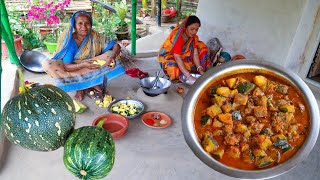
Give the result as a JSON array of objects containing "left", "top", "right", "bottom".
[
  {"left": 75, "top": 90, "right": 85, "bottom": 101},
  {"left": 92, "top": 85, "right": 102, "bottom": 92}
]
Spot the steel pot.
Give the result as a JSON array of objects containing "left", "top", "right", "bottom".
[{"left": 181, "top": 60, "right": 320, "bottom": 179}]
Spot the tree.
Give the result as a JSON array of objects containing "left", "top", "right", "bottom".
[
  {"left": 161, "top": 0, "right": 166, "bottom": 9},
  {"left": 142, "top": 0, "right": 148, "bottom": 9},
  {"left": 151, "top": 0, "right": 156, "bottom": 17}
]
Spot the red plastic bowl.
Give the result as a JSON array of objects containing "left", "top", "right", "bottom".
[{"left": 92, "top": 113, "right": 129, "bottom": 140}]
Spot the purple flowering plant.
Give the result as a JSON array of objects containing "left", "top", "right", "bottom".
[
  {"left": 26, "top": 0, "right": 71, "bottom": 43},
  {"left": 26, "top": 0, "right": 71, "bottom": 26}
]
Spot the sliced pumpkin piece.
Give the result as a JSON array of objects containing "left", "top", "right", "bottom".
[
  {"left": 212, "top": 129, "right": 224, "bottom": 136},
  {"left": 206, "top": 104, "right": 222, "bottom": 118},
  {"left": 225, "top": 78, "right": 238, "bottom": 89},
  {"left": 225, "top": 146, "right": 240, "bottom": 159},
  {"left": 242, "top": 149, "right": 254, "bottom": 163},
  {"left": 213, "top": 148, "right": 225, "bottom": 159},
  {"left": 237, "top": 82, "right": 256, "bottom": 95},
  {"left": 217, "top": 113, "right": 233, "bottom": 125},
  {"left": 253, "top": 75, "right": 268, "bottom": 89},
  {"left": 260, "top": 127, "right": 273, "bottom": 137},
  {"left": 200, "top": 115, "right": 212, "bottom": 126},
  {"left": 216, "top": 87, "right": 232, "bottom": 97},
  {"left": 253, "top": 149, "right": 267, "bottom": 158},
  {"left": 212, "top": 119, "right": 223, "bottom": 128},
  {"left": 208, "top": 85, "right": 222, "bottom": 97},
  {"left": 212, "top": 94, "right": 227, "bottom": 107},
  {"left": 253, "top": 106, "right": 268, "bottom": 117},
  {"left": 73, "top": 99, "right": 87, "bottom": 113},
  {"left": 201, "top": 135, "right": 219, "bottom": 153},
  {"left": 273, "top": 136, "right": 292, "bottom": 153},
  {"left": 234, "top": 93, "right": 249, "bottom": 105},
  {"left": 221, "top": 103, "right": 233, "bottom": 113},
  {"left": 256, "top": 156, "right": 274, "bottom": 168},
  {"left": 279, "top": 104, "right": 295, "bottom": 113}
]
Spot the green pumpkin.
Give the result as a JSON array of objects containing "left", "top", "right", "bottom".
[
  {"left": 63, "top": 126, "right": 115, "bottom": 180},
  {"left": 1, "top": 85, "right": 75, "bottom": 151}
]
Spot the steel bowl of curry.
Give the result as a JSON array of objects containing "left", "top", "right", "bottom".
[{"left": 181, "top": 60, "right": 319, "bottom": 179}]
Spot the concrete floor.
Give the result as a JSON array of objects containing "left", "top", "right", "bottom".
[
  {"left": 1, "top": 21, "right": 320, "bottom": 179},
  {"left": 1, "top": 56, "right": 320, "bottom": 180}
]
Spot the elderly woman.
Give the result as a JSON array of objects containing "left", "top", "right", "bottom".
[
  {"left": 42, "top": 11, "right": 123, "bottom": 101},
  {"left": 158, "top": 15, "right": 213, "bottom": 85}
]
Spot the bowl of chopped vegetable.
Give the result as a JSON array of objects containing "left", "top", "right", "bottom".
[{"left": 108, "top": 99, "right": 145, "bottom": 119}]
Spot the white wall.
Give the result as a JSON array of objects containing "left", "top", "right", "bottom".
[
  {"left": 196, "top": 0, "right": 305, "bottom": 67},
  {"left": 285, "top": 0, "right": 320, "bottom": 80}
]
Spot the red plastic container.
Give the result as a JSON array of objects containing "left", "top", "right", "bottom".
[{"left": 92, "top": 113, "right": 129, "bottom": 140}]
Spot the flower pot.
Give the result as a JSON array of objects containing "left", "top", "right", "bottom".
[
  {"left": 44, "top": 41, "right": 58, "bottom": 53},
  {"left": 137, "top": 27, "right": 148, "bottom": 38},
  {"left": 1, "top": 35, "right": 23, "bottom": 58},
  {"left": 115, "top": 30, "right": 129, "bottom": 41},
  {"left": 161, "top": 14, "right": 172, "bottom": 23},
  {"left": 39, "top": 26, "right": 56, "bottom": 38}
]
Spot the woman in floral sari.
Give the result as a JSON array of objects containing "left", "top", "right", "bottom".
[
  {"left": 158, "top": 15, "right": 213, "bottom": 85},
  {"left": 42, "top": 11, "right": 124, "bottom": 101}
]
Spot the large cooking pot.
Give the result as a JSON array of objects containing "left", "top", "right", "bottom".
[{"left": 181, "top": 60, "right": 319, "bottom": 179}]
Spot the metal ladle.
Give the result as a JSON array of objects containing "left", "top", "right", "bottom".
[{"left": 151, "top": 71, "right": 161, "bottom": 89}]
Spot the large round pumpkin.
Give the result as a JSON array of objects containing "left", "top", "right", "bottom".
[
  {"left": 63, "top": 126, "right": 115, "bottom": 179},
  {"left": 1, "top": 85, "right": 75, "bottom": 151}
]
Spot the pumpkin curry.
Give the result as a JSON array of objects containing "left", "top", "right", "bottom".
[{"left": 194, "top": 73, "right": 309, "bottom": 170}]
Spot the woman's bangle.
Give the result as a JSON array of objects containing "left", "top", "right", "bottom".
[{"left": 197, "top": 66, "right": 203, "bottom": 72}]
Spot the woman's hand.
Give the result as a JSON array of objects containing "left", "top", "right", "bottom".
[
  {"left": 105, "top": 56, "right": 116, "bottom": 69},
  {"left": 82, "top": 60, "right": 101, "bottom": 69},
  {"left": 197, "top": 66, "right": 205, "bottom": 75},
  {"left": 199, "top": 68, "right": 205, "bottom": 75}
]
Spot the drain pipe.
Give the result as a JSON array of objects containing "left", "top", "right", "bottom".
[
  {"left": 157, "top": 0, "right": 161, "bottom": 27},
  {"left": 0, "top": 0, "right": 2, "bottom": 126},
  {"left": 131, "top": 0, "right": 137, "bottom": 55}
]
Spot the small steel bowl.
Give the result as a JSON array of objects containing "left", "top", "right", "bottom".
[
  {"left": 180, "top": 73, "right": 201, "bottom": 83},
  {"left": 140, "top": 77, "right": 172, "bottom": 96},
  {"left": 108, "top": 99, "right": 145, "bottom": 119}
]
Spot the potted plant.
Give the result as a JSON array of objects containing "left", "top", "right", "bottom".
[
  {"left": 1, "top": 7, "right": 26, "bottom": 58},
  {"left": 113, "top": 0, "right": 129, "bottom": 40},
  {"left": 43, "top": 25, "right": 65, "bottom": 53},
  {"left": 43, "top": 31, "right": 58, "bottom": 53},
  {"left": 92, "top": 1, "right": 116, "bottom": 40}
]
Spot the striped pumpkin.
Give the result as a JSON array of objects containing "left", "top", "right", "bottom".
[
  {"left": 1, "top": 85, "right": 75, "bottom": 151},
  {"left": 63, "top": 126, "right": 115, "bottom": 179}
]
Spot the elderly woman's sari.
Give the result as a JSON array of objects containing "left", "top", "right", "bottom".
[
  {"left": 158, "top": 17, "right": 212, "bottom": 80},
  {"left": 42, "top": 11, "right": 125, "bottom": 92}
]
